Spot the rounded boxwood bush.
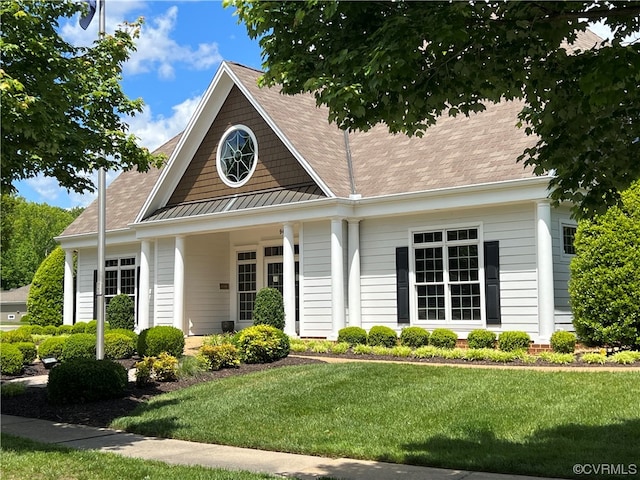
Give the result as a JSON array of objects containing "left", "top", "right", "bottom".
[
  {"left": 498, "top": 331, "right": 531, "bottom": 352},
  {"left": 467, "top": 329, "right": 497, "bottom": 349},
  {"left": 38, "top": 336, "right": 66, "bottom": 360},
  {"left": 570, "top": 181, "right": 640, "bottom": 349},
  {"left": 252, "top": 287, "right": 285, "bottom": 330},
  {"left": 0, "top": 343, "right": 24, "bottom": 375},
  {"left": 57, "top": 325, "right": 73, "bottom": 335},
  {"left": 104, "top": 332, "right": 136, "bottom": 360},
  {"left": 235, "top": 325, "right": 290, "bottom": 364},
  {"left": 430, "top": 328, "right": 458, "bottom": 349},
  {"left": 26, "top": 246, "right": 64, "bottom": 327},
  {"left": 367, "top": 326, "right": 398, "bottom": 348},
  {"left": 0, "top": 328, "right": 33, "bottom": 344},
  {"left": 337, "top": 326, "right": 368, "bottom": 346},
  {"left": 71, "top": 322, "right": 88, "bottom": 334},
  {"left": 137, "top": 326, "right": 185, "bottom": 358},
  {"left": 109, "top": 328, "right": 138, "bottom": 343},
  {"left": 106, "top": 294, "right": 135, "bottom": 330},
  {"left": 28, "top": 325, "right": 44, "bottom": 335},
  {"left": 42, "top": 325, "right": 58, "bottom": 335},
  {"left": 550, "top": 330, "right": 577, "bottom": 354},
  {"left": 399, "top": 326, "right": 430, "bottom": 348},
  {"left": 47, "top": 358, "right": 127, "bottom": 405},
  {"left": 61, "top": 333, "right": 96, "bottom": 361},
  {"left": 84, "top": 320, "right": 110, "bottom": 334},
  {"left": 14, "top": 342, "right": 37, "bottom": 364}
]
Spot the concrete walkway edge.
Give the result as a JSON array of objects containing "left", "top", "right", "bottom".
[{"left": 2, "top": 414, "right": 567, "bottom": 480}]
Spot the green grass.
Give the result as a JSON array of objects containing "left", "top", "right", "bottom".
[
  {"left": 0, "top": 433, "right": 290, "bottom": 480},
  {"left": 111, "top": 363, "right": 640, "bottom": 479}
]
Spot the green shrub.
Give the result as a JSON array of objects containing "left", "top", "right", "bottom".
[
  {"left": 71, "top": 322, "right": 88, "bottom": 334},
  {"left": 198, "top": 344, "right": 240, "bottom": 370},
  {"left": 29, "top": 325, "right": 44, "bottom": 335},
  {"left": 252, "top": 287, "right": 285, "bottom": 330},
  {"left": 550, "top": 330, "right": 577, "bottom": 353},
  {"left": 371, "top": 345, "right": 392, "bottom": 356},
  {"left": 108, "top": 328, "right": 138, "bottom": 343},
  {"left": 84, "top": 320, "right": 111, "bottom": 334},
  {"left": 430, "top": 328, "right": 458, "bottom": 349},
  {"left": 235, "top": 325, "right": 290, "bottom": 363},
  {"left": 399, "top": 326, "right": 430, "bottom": 348},
  {"left": 38, "top": 336, "right": 66, "bottom": 360},
  {"left": 106, "top": 294, "right": 135, "bottom": 330},
  {"left": 61, "top": 333, "right": 96, "bottom": 361},
  {"left": 137, "top": 326, "right": 185, "bottom": 358},
  {"left": 309, "top": 340, "right": 332, "bottom": 353},
  {"left": 0, "top": 343, "right": 24, "bottom": 375},
  {"left": 0, "top": 328, "right": 33, "bottom": 344},
  {"left": 26, "top": 246, "right": 65, "bottom": 327},
  {"left": 330, "top": 342, "right": 350, "bottom": 354},
  {"left": 439, "top": 348, "right": 465, "bottom": 360},
  {"left": 570, "top": 181, "right": 640, "bottom": 350},
  {"left": 580, "top": 352, "right": 607, "bottom": 364},
  {"left": 352, "top": 344, "right": 373, "bottom": 355},
  {"left": 57, "top": 325, "right": 73, "bottom": 335},
  {"left": 609, "top": 351, "right": 638, "bottom": 365},
  {"left": 203, "top": 333, "right": 235, "bottom": 346},
  {"left": 153, "top": 352, "right": 179, "bottom": 382},
  {"left": 498, "top": 331, "right": 531, "bottom": 352},
  {"left": 390, "top": 345, "right": 413, "bottom": 357},
  {"left": 539, "top": 352, "right": 575, "bottom": 364},
  {"left": 104, "top": 332, "right": 135, "bottom": 360},
  {"left": 177, "top": 355, "right": 208, "bottom": 379},
  {"left": 337, "top": 326, "right": 368, "bottom": 346},
  {"left": 289, "top": 338, "right": 309, "bottom": 352},
  {"left": 14, "top": 342, "right": 37, "bottom": 364},
  {"left": 1, "top": 382, "right": 26, "bottom": 397},
  {"left": 464, "top": 348, "right": 493, "bottom": 361},
  {"left": 135, "top": 357, "right": 155, "bottom": 387},
  {"left": 413, "top": 345, "right": 439, "bottom": 358},
  {"left": 47, "top": 358, "right": 127, "bottom": 404},
  {"left": 42, "top": 325, "right": 58, "bottom": 335},
  {"left": 467, "top": 329, "right": 497, "bottom": 349},
  {"left": 367, "top": 326, "right": 398, "bottom": 348}
]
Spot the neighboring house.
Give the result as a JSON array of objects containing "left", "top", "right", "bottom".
[
  {"left": 57, "top": 60, "right": 582, "bottom": 344},
  {"left": 0, "top": 285, "right": 30, "bottom": 323}
]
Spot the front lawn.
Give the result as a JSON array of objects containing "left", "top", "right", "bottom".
[
  {"left": 0, "top": 433, "right": 289, "bottom": 480},
  {"left": 111, "top": 363, "right": 640, "bottom": 479}
]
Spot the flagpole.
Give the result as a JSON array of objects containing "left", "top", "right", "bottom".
[{"left": 96, "top": 0, "right": 106, "bottom": 360}]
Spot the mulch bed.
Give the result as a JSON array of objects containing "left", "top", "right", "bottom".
[{"left": 2, "top": 353, "right": 636, "bottom": 429}]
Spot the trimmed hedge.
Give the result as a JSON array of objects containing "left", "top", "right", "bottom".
[
  {"left": 61, "top": 333, "right": 96, "bottom": 361},
  {"left": 26, "top": 246, "right": 65, "bottom": 327},
  {"left": 38, "top": 336, "right": 66, "bottom": 360},
  {"left": 498, "top": 331, "right": 531, "bottom": 352},
  {"left": 0, "top": 328, "right": 33, "bottom": 344},
  {"left": 337, "top": 326, "right": 367, "bottom": 346},
  {"left": 85, "top": 320, "right": 110, "bottom": 334},
  {"left": 47, "top": 358, "right": 127, "bottom": 405},
  {"left": 14, "top": 342, "right": 37, "bottom": 364},
  {"left": 399, "top": 326, "right": 430, "bottom": 348},
  {"left": 252, "top": 287, "right": 285, "bottom": 330},
  {"left": 0, "top": 343, "right": 24, "bottom": 375},
  {"left": 430, "top": 328, "right": 458, "bottom": 349},
  {"left": 57, "top": 325, "right": 73, "bottom": 335},
  {"left": 137, "top": 326, "right": 185, "bottom": 358},
  {"left": 550, "top": 330, "right": 577, "bottom": 354},
  {"left": 71, "top": 322, "right": 88, "bottom": 334},
  {"left": 467, "top": 329, "right": 497, "bottom": 349},
  {"left": 104, "top": 332, "right": 136, "bottom": 360},
  {"left": 235, "top": 325, "right": 290, "bottom": 363},
  {"left": 106, "top": 294, "right": 135, "bottom": 330},
  {"left": 367, "top": 326, "right": 398, "bottom": 348}
]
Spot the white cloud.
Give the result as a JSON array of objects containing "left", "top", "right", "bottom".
[{"left": 127, "top": 94, "right": 201, "bottom": 151}]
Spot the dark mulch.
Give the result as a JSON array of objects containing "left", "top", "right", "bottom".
[{"left": 0, "top": 356, "right": 324, "bottom": 428}]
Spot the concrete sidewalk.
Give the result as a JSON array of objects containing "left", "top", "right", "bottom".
[{"left": 2, "top": 414, "right": 567, "bottom": 480}]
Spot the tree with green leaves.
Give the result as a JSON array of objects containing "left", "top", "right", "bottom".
[
  {"left": 27, "top": 246, "right": 66, "bottom": 326},
  {"left": 0, "top": 0, "right": 163, "bottom": 196},
  {"left": 0, "top": 195, "right": 82, "bottom": 290},
  {"left": 227, "top": 1, "right": 640, "bottom": 217}
]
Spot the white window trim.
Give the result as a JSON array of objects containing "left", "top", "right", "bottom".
[
  {"left": 408, "top": 223, "right": 486, "bottom": 328},
  {"left": 560, "top": 221, "right": 578, "bottom": 259},
  {"left": 104, "top": 254, "right": 138, "bottom": 321},
  {"left": 216, "top": 124, "right": 259, "bottom": 188}
]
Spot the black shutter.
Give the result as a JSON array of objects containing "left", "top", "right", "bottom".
[
  {"left": 396, "top": 247, "right": 410, "bottom": 324},
  {"left": 484, "top": 241, "right": 501, "bottom": 325},
  {"left": 136, "top": 266, "right": 140, "bottom": 325},
  {"left": 92, "top": 270, "right": 97, "bottom": 321}
]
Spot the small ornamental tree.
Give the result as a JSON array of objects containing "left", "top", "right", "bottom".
[
  {"left": 569, "top": 181, "right": 640, "bottom": 350},
  {"left": 252, "top": 287, "right": 285, "bottom": 330},
  {"left": 106, "top": 294, "right": 135, "bottom": 330},
  {"left": 26, "top": 246, "right": 65, "bottom": 326}
]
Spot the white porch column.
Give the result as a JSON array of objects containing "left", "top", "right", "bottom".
[
  {"left": 282, "top": 223, "right": 297, "bottom": 337},
  {"left": 330, "top": 218, "right": 346, "bottom": 339},
  {"left": 138, "top": 240, "right": 151, "bottom": 332},
  {"left": 173, "top": 236, "right": 186, "bottom": 334},
  {"left": 348, "top": 219, "right": 362, "bottom": 327},
  {"left": 63, "top": 249, "right": 74, "bottom": 325},
  {"left": 536, "top": 201, "right": 555, "bottom": 343}
]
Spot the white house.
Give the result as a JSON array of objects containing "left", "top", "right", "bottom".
[{"left": 57, "top": 60, "right": 582, "bottom": 344}]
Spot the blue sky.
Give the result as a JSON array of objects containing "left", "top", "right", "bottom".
[
  {"left": 13, "top": 2, "right": 622, "bottom": 210},
  {"left": 15, "top": 0, "right": 263, "bottom": 209}
]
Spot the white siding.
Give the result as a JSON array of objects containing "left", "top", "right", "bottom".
[
  {"left": 154, "top": 238, "right": 175, "bottom": 326},
  {"left": 185, "top": 233, "right": 230, "bottom": 335},
  {"left": 359, "top": 204, "right": 540, "bottom": 337},
  {"left": 552, "top": 207, "right": 576, "bottom": 331},
  {"left": 300, "top": 220, "right": 333, "bottom": 337}
]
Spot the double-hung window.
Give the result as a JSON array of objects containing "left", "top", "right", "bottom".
[
  {"left": 413, "top": 227, "right": 482, "bottom": 323},
  {"left": 105, "top": 257, "right": 136, "bottom": 307},
  {"left": 237, "top": 251, "right": 257, "bottom": 321}
]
